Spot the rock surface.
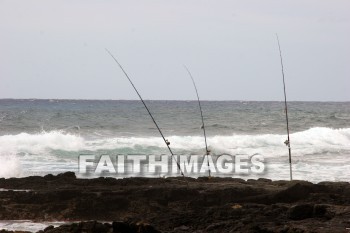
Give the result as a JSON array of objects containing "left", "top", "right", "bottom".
[{"left": 1, "top": 173, "right": 350, "bottom": 232}]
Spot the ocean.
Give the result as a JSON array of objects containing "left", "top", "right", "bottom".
[{"left": 0, "top": 99, "right": 349, "bottom": 182}]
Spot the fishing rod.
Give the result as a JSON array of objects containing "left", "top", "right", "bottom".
[
  {"left": 106, "top": 49, "right": 184, "bottom": 177},
  {"left": 184, "top": 65, "right": 211, "bottom": 177},
  {"left": 276, "top": 34, "right": 293, "bottom": 181}
]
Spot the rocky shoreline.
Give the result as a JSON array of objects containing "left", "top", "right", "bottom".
[{"left": 0, "top": 172, "right": 350, "bottom": 232}]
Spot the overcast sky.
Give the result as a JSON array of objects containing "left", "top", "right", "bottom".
[{"left": 0, "top": 0, "right": 349, "bottom": 101}]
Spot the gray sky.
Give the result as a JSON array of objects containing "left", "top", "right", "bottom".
[{"left": 0, "top": 0, "right": 349, "bottom": 101}]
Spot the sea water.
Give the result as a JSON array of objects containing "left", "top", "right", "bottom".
[{"left": 0, "top": 99, "right": 349, "bottom": 182}]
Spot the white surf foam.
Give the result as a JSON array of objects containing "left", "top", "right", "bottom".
[
  {"left": 0, "top": 220, "right": 66, "bottom": 232},
  {"left": 0, "top": 156, "right": 21, "bottom": 178},
  {"left": 0, "top": 131, "right": 85, "bottom": 155},
  {"left": 0, "top": 127, "right": 349, "bottom": 156},
  {"left": 0, "top": 127, "right": 349, "bottom": 180}
]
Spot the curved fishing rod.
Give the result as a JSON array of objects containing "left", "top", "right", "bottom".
[
  {"left": 106, "top": 49, "right": 184, "bottom": 177},
  {"left": 184, "top": 65, "right": 211, "bottom": 177},
  {"left": 276, "top": 34, "right": 293, "bottom": 181}
]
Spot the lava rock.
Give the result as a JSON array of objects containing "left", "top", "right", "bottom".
[{"left": 288, "top": 204, "right": 314, "bottom": 220}]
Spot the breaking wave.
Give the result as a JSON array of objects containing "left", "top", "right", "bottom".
[{"left": 0, "top": 127, "right": 349, "bottom": 156}]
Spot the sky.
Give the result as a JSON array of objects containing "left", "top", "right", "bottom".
[{"left": 0, "top": 0, "right": 349, "bottom": 101}]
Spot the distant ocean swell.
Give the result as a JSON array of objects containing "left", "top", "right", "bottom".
[{"left": 1, "top": 127, "right": 349, "bottom": 179}]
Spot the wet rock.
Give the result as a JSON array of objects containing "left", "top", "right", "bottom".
[{"left": 43, "top": 225, "right": 55, "bottom": 232}]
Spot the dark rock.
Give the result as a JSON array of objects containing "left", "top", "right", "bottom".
[
  {"left": 56, "top": 172, "right": 76, "bottom": 179},
  {"left": 174, "top": 225, "right": 190, "bottom": 231},
  {"left": 288, "top": 204, "right": 314, "bottom": 220},
  {"left": 257, "top": 178, "right": 272, "bottom": 183},
  {"left": 134, "top": 223, "right": 160, "bottom": 233},
  {"left": 1, "top": 173, "right": 350, "bottom": 232},
  {"left": 44, "top": 221, "right": 111, "bottom": 233},
  {"left": 112, "top": 221, "right": 131, "bottom": 233},
  {"left": 44, "top": 174, "right": 55, "bottom": 180},
  {"left": 43, "top": 225, "right": 55, "bottom": 232},
  {"left": 313, "top": 204, "right": 335, "bottom": 219},
  {"left": 112, "top": 221, "right": 160, "bottom": 233},
  {"left": 274, "top": 183, "right": 314, "bottom": 203}
]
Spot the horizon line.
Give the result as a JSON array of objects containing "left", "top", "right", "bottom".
[{"left": 0, "top": 98, "right": 349, "bottom": 103}]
